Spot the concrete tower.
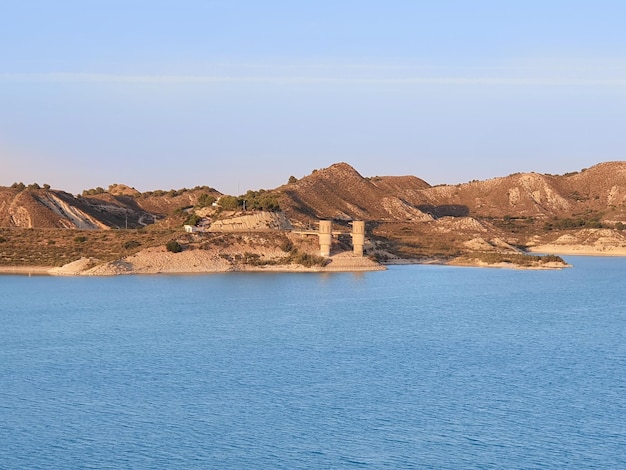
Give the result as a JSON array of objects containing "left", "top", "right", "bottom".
[
  {"left": 351, "top": 220, "right": 365, "bottom": 256},
  {"left": 318, "top": 220, "right": 332, "bottom": 257}
]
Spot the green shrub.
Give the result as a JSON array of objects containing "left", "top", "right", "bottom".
[
  {"left": 74, "top": 236, "right": 87, "bottom": 243},
  {"left": 541, "top": 254, "right": 565, "bottom": 263},
  {"left": 197, "top": 193, "right": 216, "bottom": 208},
  {"left": 123, "top": 240, "right": 141, "bottom": 250},
  {"left": 288, "top": 249, "right": 328, "bottom": 267},
  {"left": 166, "top": 240, "right": 182, "bottom": 253},
  {"left": 81, "top": 187, "right": 105, "bottom": 196},
  {"left": 242, "top": 189, "right": 280, "bottom": 211},
  {"left": 184, "top": 214, "right": 202, "bottom": 226},
  {"left": 218, "top": 195, "right": 239, "bottom": 210},
  {"left": 544, "top": 216, "right": 604, "bottom": 231},
  {"left": 470, "top": 252, "right": 565, "bottom": 266}
]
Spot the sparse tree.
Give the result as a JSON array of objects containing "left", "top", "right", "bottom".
[
  {"left": 219, "top": 195, "right": 239, "bottom": 210},
  {"left": 185, "top": 214, "right": 202, "bottom": 226},
  {"left": 197, "top": 193, "right": 216, "bottom": 208}
]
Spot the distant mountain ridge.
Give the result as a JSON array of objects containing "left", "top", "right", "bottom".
[{"left": 2, "top": 161, "right": 625, "bottom": 230}]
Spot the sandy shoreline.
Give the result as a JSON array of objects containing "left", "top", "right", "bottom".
[
  {"left": 3, "top": 244, "right": 622, "bottom": 276},
  {"left": 0, "top": 266, "right": 54, "bottom": 275},
  {"left": 528, "top": 245, "right": 626, "bottom": 256},
  {"left": 1, "top": 248, "right": 386, "bottom": 276}
]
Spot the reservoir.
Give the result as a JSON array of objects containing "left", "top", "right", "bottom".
[{"left": 1, "top": 257, "right": 625, "bottom": 468}]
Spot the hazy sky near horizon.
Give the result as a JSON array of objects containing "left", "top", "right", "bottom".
[{"left": 2, "top": 0, "right": 626, "bottom": 195}]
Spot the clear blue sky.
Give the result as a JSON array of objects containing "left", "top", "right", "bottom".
[{"left": 1, "top": 0, "right": 625, "bottom": 195}]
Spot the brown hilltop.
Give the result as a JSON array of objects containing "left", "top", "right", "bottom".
[
  {"left": 277, "top": 162, "right": 432, "bottom": 226},
  {"left": 276, "top": 161, "right": 625, "bottom": 222},
  {"left": 415, "top": 172, "right": 571, "bottom": 218},
  {"left": 376, "top": 162, "right": 626, "bottom": 221},
  {"left": 368, "top": 174, "right": 431, "bottom": 194},
  {"left": 555, "top": 162, "right": 626, "bottom": 218}
]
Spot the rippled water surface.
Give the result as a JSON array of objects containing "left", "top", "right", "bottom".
[{"left": 1, "top": 257, "right": 625, "bottom": 468}]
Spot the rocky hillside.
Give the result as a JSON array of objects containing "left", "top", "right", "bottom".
[
  {"left": 277, "top": 161, "right": 626, "bottom": 224},
  {"left": 277, "top": 163, "right": 433, "bottom": 226},
  {"left": 0, "top": 184, "right": 222, "bottom": 229},
  {"left": 4, "top": 162, "right": 624, "bottom": 231},
  {"left": 414, "top": 162, "right": 626, "bottom": 220}
]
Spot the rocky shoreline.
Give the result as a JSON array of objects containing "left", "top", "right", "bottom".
[
  {"left": 1, "top": 247, "right": 594, "bottom": 276},
  {"left": 4, "top": 235, "right": 621, "bottom": 276},
  {"left": 31, "top": 248, "right": 384, "bottom": 276}
]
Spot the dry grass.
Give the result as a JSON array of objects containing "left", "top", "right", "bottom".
[
  {"left": 371, "top": 222, "right": 464, "bottom": 260},
  {"left": 0, "top": 227, "right": 178, "bottom": 266},
  {"left": 456, "top": 252, "right": 566, "bottom": 267}
]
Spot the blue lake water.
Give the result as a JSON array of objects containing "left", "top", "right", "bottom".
[{"left": 1, "top": 257, "right": 625, "bottom": 468}]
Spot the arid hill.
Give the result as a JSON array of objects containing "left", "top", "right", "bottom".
[
  {"left": 277, "top": 161, "right": 626, "bottom": 223},
  {"left": 414, "top": 162, "right": 626, "bottom": 220},
  {"left": 0, "top": 184, "right": 222, "bottom": 229},
  {"left": 277, "top": 163, "right": 433, "bottom": 225}
]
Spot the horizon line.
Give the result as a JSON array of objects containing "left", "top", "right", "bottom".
[{"left": 2, "top": 72, "right": 626, "bottom": 87}]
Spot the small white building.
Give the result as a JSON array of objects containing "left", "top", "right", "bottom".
[{"left": 184, "top": 225, "right": 198, "bottom": 233}]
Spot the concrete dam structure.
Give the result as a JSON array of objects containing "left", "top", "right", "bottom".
[
  {"left": 351, "top": 220, "right": 365, "bottom": 257},
  {"left": 318, "top": 220, "right": 366, "bottom": 257},
  {"left": 318, "top": 220, "right": 333, "bottom": 257}
]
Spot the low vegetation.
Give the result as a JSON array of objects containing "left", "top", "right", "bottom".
[
  {"left": 457, "top": 252, "right": 566, "bottom": 267},
  {"left": 9, "top": 182, "right": 48, "bottom": 191},
  {"left": 543, "top": 215, "right": 604, "bottom": 231},
  {"left": 0, "top": 228, "right": 177, "bottom": 267},
  {"left": 184, "top": 214, "right": 202, "bottom": 226},
  {"left": 196, "top": 193, "right": 216, "bottom": 208},
  {"left": 284, "top": 249, "right": 329, "bottom": 267},
  {"left": 371, "top": 222, "right": 464, "bottom": 260},
  {"left": 165, "top": 240, "right": 183, "bottom": 253},
  {"left": 217, "top": 190, "right": 281, "bottom": 212},
  {"left": 82, "top": 187, "right": 107, "bottom": 196}
]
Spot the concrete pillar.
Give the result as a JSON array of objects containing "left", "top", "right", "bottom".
[
  {"left": 351, "top": 220, "right": 365, "bottom": 256},
  {"left": 318, "top": 220, "right": 332, "bottom": 257}
]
